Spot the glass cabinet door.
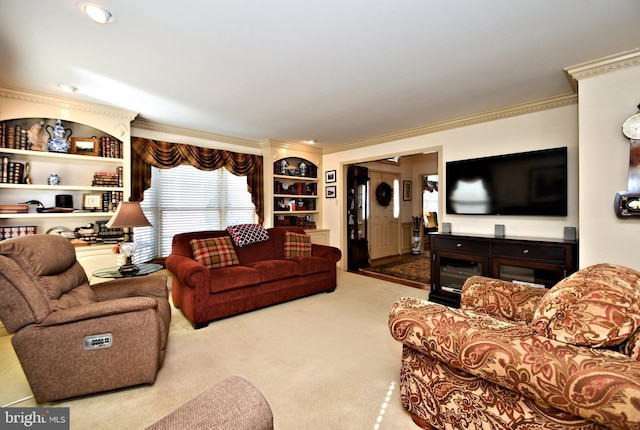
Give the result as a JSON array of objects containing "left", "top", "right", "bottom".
[
  {"left": 430, "top": 252, "right": 488, "bottom": 307},
  {"left": 493, "top": 258, "right": 566, "bottom": 289},
  {"left": 347, "top": 166, "right": 370, "bottom": 270}
]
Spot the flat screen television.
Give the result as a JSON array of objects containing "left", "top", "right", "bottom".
[{"left": 445, "top": 147, "right": 567, "bottom": 216}]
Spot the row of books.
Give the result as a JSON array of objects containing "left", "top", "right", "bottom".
[
  {"left": 93, "top": 169, "right": 123, "bottom": 187},
  {"left": 1, "top": 156, "right": 25, "bottom": 184},
  {"left": 101, "top": 191, "right": 124, "bottom": 212},
  {"left": 94, "top": 220, "right": 124, "bottom": 244},
  {"left": 0, "top": 124, "right": 29, "bottom": 150},
  {"left": 98, "top": 136, "right": 123, "bottom": 159},
  {"left": 1, "top": 225, "right": 36, "bottom": 241}
]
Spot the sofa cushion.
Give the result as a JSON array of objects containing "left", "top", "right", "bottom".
[
  {"left": 226, "top": 224, "right": 270, "bottom": 247},
  {"left": 532, "top": 263, "right": 640, "bottom": 347},
  {"left": 247, "top": 260, "right": 299, "bottom": 283},
  {"left": 287, "top": 256, "right": 331, "bottom": 276},
  {"left": 190, "top": 237, "right": 239, "bottom": 269},
  {"left": 284, "top": 231, "right": 312, "bottom": 257},
  {"left": 208, "top": 266, "right": 262, "bottom": 293}
]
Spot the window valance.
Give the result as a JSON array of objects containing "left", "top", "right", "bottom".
[{"left": 131, "top": 137, "right": 264, "bottom": 223}]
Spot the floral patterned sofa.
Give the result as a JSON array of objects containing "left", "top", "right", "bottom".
[{"left": 388, "top": 263, "right": 640, "bottom": 429}]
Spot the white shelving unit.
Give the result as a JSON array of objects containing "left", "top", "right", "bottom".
[
  {"left": 0, "top": 86, "right": 137, "bottom": 277},
  {"left": 261, "top": 139, "right": 329, "bottom": 244}
]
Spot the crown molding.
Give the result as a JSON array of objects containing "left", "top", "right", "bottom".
[
  {"left": 259, "top": 138, "right": 323, "bottom": 154},
  {"left": 0, "top": 85, "right": 138, "bottom": 121},
  {"left": 324, "top": 93, "right": 577, "bottom": 154},
  {"left": 564, "top": 48, "right": 640, "bottom": 93},
  {"left": 132, "top": 117, "right": 260, "bottom": 149}
]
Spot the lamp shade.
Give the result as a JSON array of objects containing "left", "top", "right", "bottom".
[{"left": 106, "top": 202, "right": 152, "bottom": 229}]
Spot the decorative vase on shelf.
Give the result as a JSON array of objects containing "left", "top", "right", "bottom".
[{"left": 46, "top": 119, "right": 72, "bottom": 153}]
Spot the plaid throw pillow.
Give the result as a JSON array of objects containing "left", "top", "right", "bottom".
[
  {"left": 284, "top": 231, "right": 312, "bottom": 257},
  {"left": 190, "top": 236, "right": 239, "bottom": 269},
  {"left": 225, "top": 224, "right": 269, "bottom": 247}
]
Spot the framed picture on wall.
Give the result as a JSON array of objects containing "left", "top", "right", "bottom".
[
  {"left": 325, "top": 170, "right": 336, "bottom": 183},
  {"left": 326, "top": 185, "right": 336, "bottom": 198},
  {"left": 403, "top": 181, "right": 412, "bottom": 201}
]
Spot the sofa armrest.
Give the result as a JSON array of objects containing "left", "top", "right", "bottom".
[
  {"left": 389, "top": 297, "right": 640, "bottom": 429},
  {"left": 92, "top": 275, "right": 168, "bottom": 302},
  {"left": 460, "top": 276, "right": 547, "bottom": 323},
  {"left": 40, "top": 297, "right": 159, "bottom": 327},
  {"left": 166, "top": 254, "right": 209, "bottom": 289},
  {"left": 311, "top": 244, "right": 342, "bottom": 263}
]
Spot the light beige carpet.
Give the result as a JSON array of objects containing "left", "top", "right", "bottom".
[{"left": 0, "top": 271, "right": 430, "bottom": 429}]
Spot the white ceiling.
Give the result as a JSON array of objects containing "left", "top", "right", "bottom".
[{"left": 1, "top": 1, "right": 639, "bottom": 150}]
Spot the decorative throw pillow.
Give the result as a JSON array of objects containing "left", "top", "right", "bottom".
[
  {"left": 532, "top": 263, "right": 640, "bottom": 347},
  {"left": 284, "top": 231, "right": 312, "bottom": 257},
  {"left": 190, "top": 236, "right": 239, "bottom": 269},
  {"left": 225, "top": 224, "right": 269, "bottom": 247}
]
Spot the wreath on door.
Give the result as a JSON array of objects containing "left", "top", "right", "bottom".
[{"left": 375, "top": 181, "right": 393, "bottom": 207}]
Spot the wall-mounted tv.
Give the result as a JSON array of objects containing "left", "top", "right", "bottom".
[{"left": 446, "top": 147, "right": 567, "bottom": 216}]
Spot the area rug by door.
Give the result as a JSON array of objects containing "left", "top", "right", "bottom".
[{"left": 359, "top": 254, "right": 430, "bottom": 288}]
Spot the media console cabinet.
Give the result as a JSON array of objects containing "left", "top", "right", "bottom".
[{"left": 429, "top": 232, "right": 578, "bottom": 308}]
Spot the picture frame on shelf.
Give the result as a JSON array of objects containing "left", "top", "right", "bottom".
[
  {"left": 325, "top": 170, "right": 336, "bottom": 183},
  {"left": 82, "top": 193, "right": 102, "bottom": 210},
  {"left": 326, "top": 185, "right": 336, "bottom": 199},
  {"left": 71, "top": 137, "right": 100, "bottom": 156},
  {"left": 403, "top": 180, "right": 412, "bottom": 201}
]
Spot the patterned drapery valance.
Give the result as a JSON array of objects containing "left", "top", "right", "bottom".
[{"left": 131, "top": 137, "right": 264, "bottom": 223}]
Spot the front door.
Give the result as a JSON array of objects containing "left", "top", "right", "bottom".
[{"left": 369, "top": 171, "right": 400, "bottom": 260}]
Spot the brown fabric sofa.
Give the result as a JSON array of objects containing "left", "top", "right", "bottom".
[
  {"left": 166, "top": 226, "right": 341, "bottom": 328},
  {"left": 389, "top": 264, "right": 640, "bottom": 429},
  {"left": 0, "top": 234, "right": 171, "bottom": 403}
]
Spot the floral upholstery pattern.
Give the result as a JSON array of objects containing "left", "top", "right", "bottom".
[
  {"left": 532, "top": 264, "right": 640, "bottom": 347},
  {"left": 461, "top": 276, "right": 547, "bottom": 323},
  {"left": 389, "top": 264, "right": 640, "bottom": 430}
]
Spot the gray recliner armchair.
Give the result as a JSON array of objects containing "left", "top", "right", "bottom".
[{"left": 0, "top": 234, "right": 171, "bottom": 403}]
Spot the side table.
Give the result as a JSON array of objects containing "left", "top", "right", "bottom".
[{"left": 92, "top": 263, "right": 163, "bottom": 279}]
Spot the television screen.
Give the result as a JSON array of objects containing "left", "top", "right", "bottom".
[{"left": 446, "top": 147, "right": 567, "bottom": 216}]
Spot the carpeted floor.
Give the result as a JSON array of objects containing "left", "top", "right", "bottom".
[
  {"left": 360, "top": 254, "right": 430, "bottom": 288},
  {"left": 0, "top": 270, "right": 430, "bottom": 429}
]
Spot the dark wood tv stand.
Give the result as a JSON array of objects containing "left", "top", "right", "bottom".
[{"left": 428, "top": 233, "right": 578, "bottom": 308}]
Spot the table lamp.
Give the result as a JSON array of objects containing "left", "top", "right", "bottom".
[{"left": 106, "top": 201, "right": 152, "bottom": 276}]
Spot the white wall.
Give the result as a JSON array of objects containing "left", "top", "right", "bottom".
[
  {"left": 323, "top": 105, "right": 579, "bottom": 262},
  {"left": 576, "top": 64, "right": 640, "bottom": 270}
]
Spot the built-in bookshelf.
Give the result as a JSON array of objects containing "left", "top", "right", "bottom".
[
  {"left": 0, "top": 87, "right": 136, "bottom": 254},
  {"left": 273, "top": 156, "right": 319, "bottom": 230}
]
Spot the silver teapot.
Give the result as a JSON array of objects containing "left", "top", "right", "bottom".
[{"left": 46, "top": 119, "right": 72, "bottom": 153}]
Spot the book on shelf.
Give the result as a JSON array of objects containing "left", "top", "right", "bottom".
[
  {"left": 1, "top": 155, "right": 9, "bottom": 183},
  {"left": 0, "top": 124, "right": 30, "bottom": 150},
  {"left": 100, "top": 191, "right": 123, "bottom": 212},
  {"left": 93, "top": 170, "right": 123, "bottom": 187},
  {"left": 95, "top": 220, "right": 124, "bottom": 244},
  {"left": 99, "top": 136, "right": 123, "bottom": 158},
  {"left": 0, "top": 156, "right": 24, "bottom": 184}
]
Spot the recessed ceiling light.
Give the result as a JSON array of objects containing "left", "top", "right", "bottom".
[
  {"left": 78, "top": 2, "right": 114, "bottom": 24},
  {"left": 305, "top": 139, "right": 316, "bottom": 145},
  {"left": 58, "top": 83, "right": 78, "bottom": 93}
]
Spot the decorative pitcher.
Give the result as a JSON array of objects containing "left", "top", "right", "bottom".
[{"left": 46, "top": 119, "right": 72, "bottom": 153}]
